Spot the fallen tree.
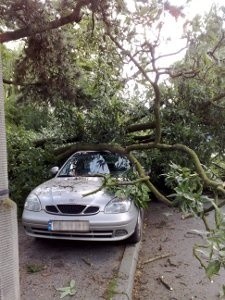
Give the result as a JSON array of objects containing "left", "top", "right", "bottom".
[{"left": 2, "top": 0, "right": 225, "bottom": 283}]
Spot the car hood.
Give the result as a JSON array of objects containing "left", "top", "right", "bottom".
[{"left": 31, "top": 177, "right": 113, "bottom": 208}]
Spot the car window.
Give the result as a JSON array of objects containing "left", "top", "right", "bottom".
[{"left": 58, "top": 152, "right": 131, "bottom": 177}]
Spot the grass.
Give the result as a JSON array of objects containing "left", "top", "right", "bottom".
[
  {"left": 26, "top": 263, "right": 44, "bottom": 273},
  {"left": 105, "top": 277, "right": 117, "bottom": 300}
]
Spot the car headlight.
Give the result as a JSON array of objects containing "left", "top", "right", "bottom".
[
  {"left": 105, "top": 197, "right": 131, "bottom": 214},
  {"left": 24, "top": 194, "right": 42, "bottom": 212}
]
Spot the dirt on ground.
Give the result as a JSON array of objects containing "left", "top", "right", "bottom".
[
  {"left": 18, "top": 223, "right": 125, "bottom": 300},
  {"left": 133, "top": 202, "right": 225, "bottom": 300}
]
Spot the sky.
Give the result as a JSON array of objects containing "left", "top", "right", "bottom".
[
  {"left": 155, "top": 0, "right": 225, "bottom": 66},
  {"left": 171, "top": 0, "right": 224, "bottom": 16},
  {"left": 123, "top": 0, "right": 225, "bottom": 91},
  {"left": 166, "top": 0, "right": 225, "bottom": 41}
]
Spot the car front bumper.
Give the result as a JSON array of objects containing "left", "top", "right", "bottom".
[{"left": 22, "top": 206, "right": 139, "bottom": 241}]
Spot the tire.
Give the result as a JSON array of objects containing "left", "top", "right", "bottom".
[{"left": 128, "top": 210, "right": 143, "bottom": 244}]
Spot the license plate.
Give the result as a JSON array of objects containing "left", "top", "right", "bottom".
[{"left": 48, "top": 220, "right": 90, "bottom": 232}]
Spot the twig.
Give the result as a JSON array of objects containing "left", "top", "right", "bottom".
[
  {"left": 181, "top": 213, "right": 194, "bottom": 219},
  {"left": 81, "top": 258, "right": 92, "bottom": 266},
  {"left": 202, "top": 214, "right": 211, "bottom": 231},
  {"left": 186, "top": 231, "right": 205, "bottom": 237},
  {"left": 143, "top": 253, "right": 171, "bottom": 264},
  {"left": 193, "top": 245, "right": 206, "bottom": 270},
  {"left": 158, "top": 276, "right": 173, "bottom": 291}
]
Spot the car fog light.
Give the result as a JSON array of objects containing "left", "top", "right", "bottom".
[{"left": 115, "top": 229, "right": 128, "bottom": 237}]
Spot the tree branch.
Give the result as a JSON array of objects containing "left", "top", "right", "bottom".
[
  {"left": 3, "top": 78, "right": 42, "bottom": 86},
  {"left": 126, "top": 121, "right": 156, "bottom": 133},
  {"left": 209, "top": 91, "right": 225, "bottom": 103},
  {"left": 207, "top": 31, "right": 225, "bottom": 63},
  {"left": 0, "top": 0, "right": 94, "bottom": 43},
  {"left": 53, "top": 141, "right": 173, "bottom": 205},
  {"left": 104, "top": 24, "right": 162, "bottom": 143},
  {"left": 55, "top": 143, "right": 127, "bottom": 163},
  {"left": 155, "top": 45, "right": 187, "bottom": 62},
  {"left": 126, "top": 142, "right": 225, "bottom": 199},
  {"left": 163, "top": 68, "right": 200, "bottom": 79},
  {"left": 127, "top": 152, "right": 173, "bottom": 206}
]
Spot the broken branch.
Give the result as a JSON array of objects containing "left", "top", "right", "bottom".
[{"left": 143, "top": 253, "right": 171, "bottom": 264}]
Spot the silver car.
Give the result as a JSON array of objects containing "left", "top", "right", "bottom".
[{"left": 22, "top": 151, "right": 143, "bottom": 243}]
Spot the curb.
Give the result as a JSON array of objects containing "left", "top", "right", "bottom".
[{"left": 113, "top": 241, "right": 141, "bottom": 300}]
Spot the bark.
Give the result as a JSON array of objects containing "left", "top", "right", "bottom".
[
  {"left": 104, "top": 24, "right": 162, "bottom": 144},
  {"left": 32, "top": 121, "right": 155, "bottom": 148},
  {"left": 126, "top": 121, "right": 156, "bottom": 133},
  {"left": 55, "top": 143, "right": 127, "bottom": 163},
  {"left": 126, "top": 142, "right": 225, "bottom": 197},
  {"left": 0, "top": 0, "right": 94, "bottom": 43},
  {"left": 34, "top": 135, "right": 82, "bottom": 148},
  {"left": 132, "top": 135, "right": 155, "bottom": 143},
  {"left": 127, "top": 152, "right": 173, "bottom": 206}
]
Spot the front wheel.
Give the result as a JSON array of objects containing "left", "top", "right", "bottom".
[{"left": 127, "top": 210, "right": 143, "bottom": 244}]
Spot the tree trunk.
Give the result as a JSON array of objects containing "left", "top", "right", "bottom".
[{"left": 0, "top": 53, "right": 20, "bottom": 299}]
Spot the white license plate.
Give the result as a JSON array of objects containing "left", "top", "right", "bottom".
[{"left": 48, "top": 220, "right": 90, "bottom": 232}]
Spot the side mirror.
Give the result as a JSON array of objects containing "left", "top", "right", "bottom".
[{"left": 50, "top": 166, "right": 59, "bottom": 176}]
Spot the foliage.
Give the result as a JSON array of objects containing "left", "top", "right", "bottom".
[
  {"left": 169, "top": 6, "right": 225, "bottom": 156},
  {"left": 56, "top": 280, "right": 76, "bottom": 299},
  {"left": 164, "top": 163, "right": 213, "bottom": 215},
  {"left": 7, "top": 125, "right": 53, "bottom": 214},
  {"left": 41, "top": 101, "right": 85, "bottom": 141},
  {"left": 14, "top": 27, "right": 90, "bottom": 106},
  {"left": 26, "top": 263, "right": 44, "bottom": 274},
  {"left": 7, "top": 11, "right": 125, "bottom": 108},
  {"left": 210, "top": 154, "right": 225, "bottom": 181},
  {"left": 1, "top": 44, "right": 19, "bottom": 81},
  {"left": 104, "top": 276, "right": 117, "bottom": 300},
  {"left": 85, "top": 97, "right": 127, "bottom": 143},
  {"left": 165, "top": 163, "right": 225, "bottom": 282},
  {"left": 106, "top": 171, "right": 150, "bottom": 208},
  {"left": 219, "top": 285, "right": 225, "bottom": 298},
  {"left": 193, "top": 204, "right": 225, "bottom": 280},
  {"left": 162, "top": 105, "right": 217, "bottom": 163},
  {"left": 6, "top": 98, "right": 49, "bottom": 131}
]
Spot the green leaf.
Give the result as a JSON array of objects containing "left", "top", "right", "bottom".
[
  {"left": 70, "top": 279, "right": 75, "bottom": 288},
  {"left": 56, "top": 287, "right": 68, "bottom": 292},
  {"left": 206, "top": 260, "right": 221, "bottom": 279},
  {"left": 69, "top": 288, "right": 76, "bottom": 295},
  {"left": 56, "top": 280, "right": 76, "bottom": 298},
  {"left": 60, "top": 290, "right": 70, "bottom": 299},
  {"left": 219, "top": 285, "right": 225, "bottom": 298}
]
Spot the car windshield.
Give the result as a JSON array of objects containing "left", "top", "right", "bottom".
[{"left": 58, "top": 152, "right": 131, "bottom": 177}]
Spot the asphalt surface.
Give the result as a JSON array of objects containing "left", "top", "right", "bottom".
[
  {"left": 19, "top": 221, "right": 139, "bottom": 300},
  {"left": 19, "top": 202, "right": 225, "bottom": 300},
  {"left": 19, "top": 200, "right": 225, "bottom": 300},
  {"left": 24, "top": 203, "right": 225, "bottom": 300},
  {"left": 133, "top": 202, "right": 225, "bottom": 300}
]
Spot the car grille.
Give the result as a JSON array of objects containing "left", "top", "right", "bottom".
[
  {"left": 45, "top": 204, "right": 99, "bottom": 215},
  {"left": 27, "top": 227, "right": 113, "bottom": 238}
]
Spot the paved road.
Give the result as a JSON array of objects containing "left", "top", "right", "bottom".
[
  {"left": 134, "top": 202, "right": 225, "bottom": 300},
  {"left": 18, "top": 222, "right": 125, "bottom": 300}
]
